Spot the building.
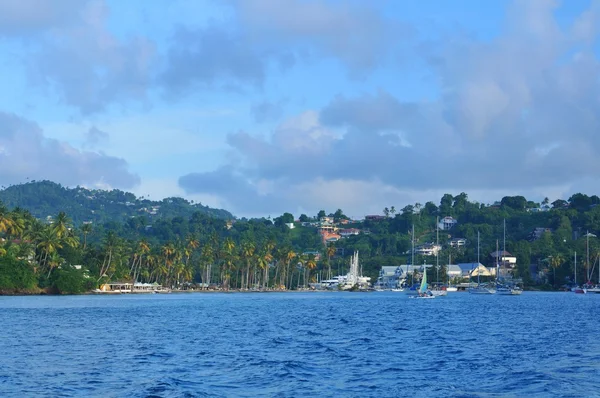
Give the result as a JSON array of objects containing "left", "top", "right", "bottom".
[
  {"left": 438, "top": 216, "right": 458, "bottom": 230},
  {"left": 414, "top": 243, "right": 442, "bottom": 256},
  {"left": 302, "top": 251, "right": 322, "bottom": 261},
  {"left": 365, "top": 215, "right": 387, "bottom": 221},
  {"left": 320, "top": 216, "right": 334, "bottom": 224},
  {"left": 374, "top": 264, "right": 434, "bottom": 289},
  {"left": 490, "top": 250, "right": 517, "bottom": 268},
  {"left": 320, "top": 230, "right": 340, "bottom": 245},
  {"left": 454, "top": 262, "right": 494, "bottom": 278},
  {"left": 449, "top": 238, "right": 467, "bottom": 248},
  {"left": 339, "top": 228, "right": 360, "bottom": 238},
  {"left": 285, "top": 223, "right": 295, "bottom": 229}
]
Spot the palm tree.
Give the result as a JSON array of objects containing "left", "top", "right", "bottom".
[
  {"left": 549, "top": 254, "right": 564, "bottom": 287},
  {"left": 98, "top": 231, "right": 120, "bottom": 281},
  {"left": 221, "top": 238, "right": 236, "bottom": 290},
  {"left": 326, "top": 244, "right": 336, "bottom": 279},
  {"left": 36, "top": 226, "right": 62, "bottom": 273},
  {"left": 241, "top": 241, "right": 256, "bottom": 290},
  {"left": 52, "top": 211, "right": 72, "bottom": 239},
  {"left": 80, "top": 223, "right": 93, "bottom": 251},
  {"left": 306, "top": 255, "right": 317, "bottom": 288},
  {"left": 201, "top": 242, "right": 215, "bottom": 289},
  {"left": 161, "top": 243, "right": 176, "bottom": 286},
  {"left": 383, "top": 207, "right": 390, "bottom": 218},
  {"left": 0, "top": 204, "right": 15, "bottom": 235}
]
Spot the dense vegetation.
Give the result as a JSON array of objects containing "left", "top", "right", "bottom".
[
  {"left": 1, "top": 182, "right": 600, "bottom": 294},
  {"left": 0, "top": 180, "right": 232, "bottom": 225}
]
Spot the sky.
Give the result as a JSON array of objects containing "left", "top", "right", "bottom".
[{"left": 1, "top": 0, "right": 600, "bottom": 219}]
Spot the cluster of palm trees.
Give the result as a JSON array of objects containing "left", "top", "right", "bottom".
[
  {"left": 0, "top": 204, "right": 324, "bottom": 291},
  {"left": 0, "top": 206, "right": 79, "bottom": 279}
]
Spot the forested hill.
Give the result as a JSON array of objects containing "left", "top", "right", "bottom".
[{"left": 0, "top": 181, "right": 233, "bottom": 225}]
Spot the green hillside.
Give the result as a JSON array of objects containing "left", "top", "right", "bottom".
[{"left": 0, "top": 180, "right": 233, "bottom": 225}]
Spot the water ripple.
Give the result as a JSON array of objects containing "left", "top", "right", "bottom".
[{"left": 1, "top": 292, "right": 600, "bottom": 397}]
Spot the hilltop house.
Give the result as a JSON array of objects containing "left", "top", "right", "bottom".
[
  {"left": 320, "top": 230, "right": 340, "bottom": 245},
  {"left": 339, "top": 228, "right": 360, "bottom": 238},
  {"left": 414, "top": 243, "right": 442, "bottom": 256},
  {"left": 438, "top": 216, "right": 458, "bottom": 230}
]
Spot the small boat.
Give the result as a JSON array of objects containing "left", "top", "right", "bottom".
[
  {"left": 468, "top": 284, "right": 496, "bottom": 294},
  {"left": 414, "top": 266, "right": 435, "bottom": 299},
  {"left": 497, "top": 285, "right": 522, "bottom": 295}
]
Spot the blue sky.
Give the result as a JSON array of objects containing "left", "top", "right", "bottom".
[{"left": 1, "top": 0, "right": 600, "bottom": 218}]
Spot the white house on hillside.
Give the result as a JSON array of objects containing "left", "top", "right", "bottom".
[{"left": 438, "top": 216, "right": 458, "bottom": 230}]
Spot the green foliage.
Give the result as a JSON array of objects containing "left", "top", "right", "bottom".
[
  {"left": 52, "top": 267, "right": 92, "bottom": 294},
  {"left": 0, "top": 181, "right": 233, "bottom": 226},
  {"left": 0, "top": 255, "right": 37, "bottom": 290}
]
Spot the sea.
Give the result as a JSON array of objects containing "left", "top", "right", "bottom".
[{"left": 0, "top": 291, "right": 599, "bottom": 397}]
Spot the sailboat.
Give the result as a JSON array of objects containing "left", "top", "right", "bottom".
[
  {"left": 497, "top": 220, "right": 523, "bottom": 295},
  {"left": 431, "top": 216, "right": 447, "bottom": 297},
  {"left": 572, "top": 251, "right": 587, "bottom": 294},
  {"left": 468, "top": 231, "right": 496, "bottom": 294},
  {"left": 446, "top": 252, "right": 458, "bottom": 292},
  {"left": 413, "top": 263, "right": 435, "bottom": 299}
]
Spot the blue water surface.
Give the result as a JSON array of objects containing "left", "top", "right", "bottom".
[{"left": 0, "top": 291, "right": 599, "bottom": 397}]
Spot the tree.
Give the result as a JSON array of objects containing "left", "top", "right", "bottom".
[
  {"left": 333, "top": 209, "right": 347, "bottom": 222},
  {"left": 549, "top": 254, "right": 563, "bottom": 287},
  {"left": 299, "top": 214, "right": 309, "bottom": 222},
  {"left": 390, "top": 206, "right": 396, "bottom": 217},
  {"left": 274, "top": 212, "right": 294, "bottom": 226},
  {"left": 500, "top": 196, "right": 527, "bottom": 210},
  {"left": 80, "top": 223, "right": 93, "bottom": 251},
  {"left": 317, "top": 210, "right": 326, "bottom": 219},
  {"left": 383, "top": 207, "right": 390, "bottom": 218},
  {"left": 552, "top": 199, "right": 568, "bottom": 209}
]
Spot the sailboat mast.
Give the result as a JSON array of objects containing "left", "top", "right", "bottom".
[
  {"left": 496, "top": 239, "right": 499, "bottom": 282},
  {"left": 411, "top": 224, "right": 415, "bottom": 286},
  {"left": 477, "top": 231, "right": 480, "bottom": 285},
  {"left": 587, "top": 231, "right": 590, "bottom": 283},
  {"left": 575, "top": 251, "right": 577, "bottom": 285},
  {"left": 436, "top": 216, "right": 439, "bottom": 284}
]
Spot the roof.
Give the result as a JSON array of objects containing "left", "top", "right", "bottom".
[
  {"left": 456, "top": 262, "right": 483, "bottom": 271},
  {"left": 490, "top": 250, "right": 513, "bottom": 257}
]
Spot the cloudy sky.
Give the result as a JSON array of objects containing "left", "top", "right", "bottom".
[{"left": 1, "top": 0, "right": 600, "bottom": 218}]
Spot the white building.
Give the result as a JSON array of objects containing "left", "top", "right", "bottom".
[
  {"left": 414, "top": 243, "right": 442, "bottom": 256},
  {"left": 438, "top": 216, "right": 458, "bottom": 230}
]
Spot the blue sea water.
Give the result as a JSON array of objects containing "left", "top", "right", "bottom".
[{"left": 0, "top": 291, "right": 599, "bottom": 397}]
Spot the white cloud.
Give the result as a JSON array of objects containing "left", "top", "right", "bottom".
[{"left": 179, "top": 0, "right": 600, "bottom": 216}]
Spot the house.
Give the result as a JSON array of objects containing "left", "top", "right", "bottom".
[
  {"left": 365, "top": 215, "right": 386, "bottom": 221},
  {"left": 529, "top": 227, "right": 552, "bottom": 241},
  {"left": 455, "top": 262, "right": 494, "bottom": 278},
  {"left": 302, "top": 251, "right": 322, "bottom": 261},
  {"left": 285, "top": 223, "right": 295, "bottom": 229},
  {"left": 414, "top": 243, "right": 442, "bottom": 256},
  {"left": 527, "top": 205, "right": 551, "bottom": 213},
  {"left": 374, "top": 264, "right": 434, "bottom": 289},
  {"left": 320, "top": 230, "right": 341, "bottom": 245},
  {"left": 320, "top": 216, "right": 334, "bottom": 224},
  {"left": 490, "top": 250, "right": 517, "bottom": 268},
  {"left": 339, "top": 228, "right": 360, "bottom": 238},
  {"left": 449, "top": 238, "right": 467, "bottom": 248},
  {"left": 438, "top": 216, "right": 458, "bottom": 230}
]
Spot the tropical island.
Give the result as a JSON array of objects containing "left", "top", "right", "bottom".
[{"left": 0, "top": 180, "right": 598, "bottom": 294}]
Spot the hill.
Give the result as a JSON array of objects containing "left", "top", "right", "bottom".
[{"left": 0, "top": 180, "right": 233, "bottom": 225}]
